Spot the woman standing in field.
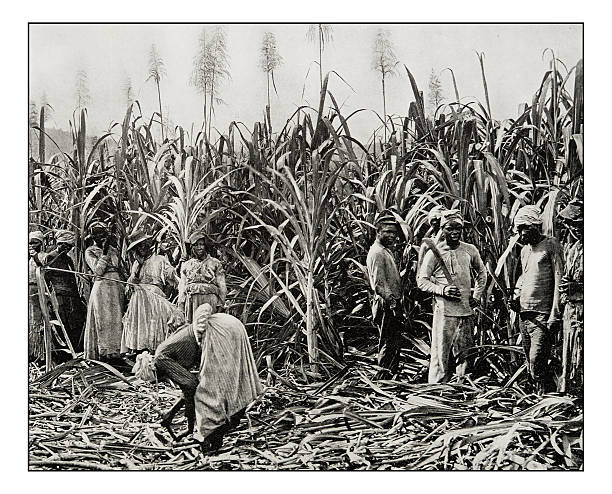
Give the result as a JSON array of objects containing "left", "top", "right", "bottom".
[
  {"left": 178, "top": 232, "right": 227, "bottom": 322},
  {"left": 28, "top": 230, "right": 47, "bottom": 362},
  {"left": 157, "top": 230, "right": 181, "bottom": 301},
  {"left": 121, "top": 231, "right": 183, "bottom": 354},
  {"left": 83, "top": 222, "right": 125, "bottom": 361},
  {"left": 44, "top": 230, "right": 87, "bottom": 354}
]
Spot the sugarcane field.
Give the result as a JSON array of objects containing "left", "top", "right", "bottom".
[{"left": 26, "top": 22, "right": 584, "bottom": 472}]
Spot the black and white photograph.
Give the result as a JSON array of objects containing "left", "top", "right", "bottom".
[{"left": 23, "top": 16, "right": 587, "bottom": 473}]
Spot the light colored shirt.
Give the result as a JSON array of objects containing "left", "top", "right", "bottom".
[
  {"left": 517, "top": 235, "right": 563, "bottom": 319},
  {"left": 366, "top": 239, "right": 402, "bottom": 305},
  {"left": 417, "top": 240, "right": 487, "bottom": 317},
  {"left": 29, "top": 253, "right": 48, "bottom": 285},
  {"left": 178, "top": 255, "right": 227, "bottom": 305},
  {"left": 129, "top": 254, "right": 178, "bottom": 289},
  {"left": 85, "top": 246, "right": 122, "bottom": 279}
]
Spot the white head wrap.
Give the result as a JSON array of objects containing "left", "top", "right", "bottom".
[
  {"left": 440, "top": 209, "right": 464, "bottom": 228},
  {"left": 514, "top": 205, "right": 542, "bottom": 229},
  {"left": 55, "top": 230, "right": 75, "bottom": 245},
  {"left": 29, "top": 231, "right": 44, "bottom": 243},
  {"left": 427, "top": 205, "right": 446, "bottom": 224}
]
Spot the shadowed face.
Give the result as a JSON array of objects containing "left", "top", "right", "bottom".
[
  {"left": 517, "top": 224, "right": 541, "bottom": 245},
  {"left": 159, "top": 238, "right": 175, "bottom": 254},
  {"left": 29, "top": 239, "right": 42, "bottom": 253},
  {"left": 377, "top": 224, "right": 398, "bottom": 248},
  {"left": 57, "top": 241, "right": 72, "bottom": 254},
  {"left": 135, "top": 240, "right": 152, "bottom": 258},
  {"left": 430, "top": 218, "right": 441, "bottom": 233},
  {"left": 91, "top": 229, "right": 107, "bottom": 246},
  {"left": 192, "top": 238, "right": 208, "bottom": 259}
]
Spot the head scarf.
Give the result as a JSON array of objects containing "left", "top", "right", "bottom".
[
  {"left": 440, "top": 209, "right": 464, "bottom": 228},
  {"left": 192, "top": 303, "right": 214, "bottom": 342},
  {"left": 514, "top": 205, "right": 542, "bottom": 229},
  {"left": 193, "top": 303, "right": 213, "bottom": 324},
  {"left": 188, "top": 231, "right": 208, "bottom": 245},
  {"left": 127, "top": 231, "right": 153, "bottom": 251},
  {"left": 55, "top": 230, "right": 75, "bottom": 245},
  {"left": 29, "top": 231, "right": 44, "bottom": 243},
  {"left": 558, "top": 199, "right": 583, "bottom": 222},
  {"left": 427, "top": 205, "right": 446, "bottom": 224},
  {"left": 89, "top": 221, "right": 108, "bottom": 233}
]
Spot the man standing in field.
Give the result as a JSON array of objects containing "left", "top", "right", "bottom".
[
  {"left": 417, "top": 209, "right": 487, "bottom": 383},
  {"left": 153, "top": 316, "right": 203, "bottom": 440},
  {"left": 512, "top": 205, "right": 564, "bottom": 395},
  {"left": 366, "top": 211, "right": 404, "bottom": 380}
]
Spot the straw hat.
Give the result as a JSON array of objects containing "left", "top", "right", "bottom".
[
  {"left": 374, "top": 209, "right": 399, "bottom": 228},
  {"left": 89, "top": 221, "right": 109, "bottom": 233},
  {"left": 188, "top": 231, "right": 208, "bottom": 244},
  {"left": 127, "top": 231, "right": 153, "bottom": 251}
]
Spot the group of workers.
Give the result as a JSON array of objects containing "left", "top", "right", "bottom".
[
  {"left": 29, "top": 222, "right": 262, "bottom": 450},
  {"left": 27, "top": 198, "right": 583, "bottom": 447},
  {"left": 28, "top": 224, "right": 227, "bottom": 362},
  {"left": 367, "top": 200, "right": 583, "bottom": 395}
]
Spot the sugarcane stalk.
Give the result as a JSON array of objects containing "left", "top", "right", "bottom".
[
  {"left": 46, "top": 286, "right": 76, "bottom": 358},
  {"left": 36, "top": 267, "right": 53, "bottom": 372}
]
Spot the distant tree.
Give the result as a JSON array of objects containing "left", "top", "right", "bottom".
[
  {"left": 75, "top": 68, "right": 91, "bottom": 110},
  {"left": 259, "top": 31, "right": 283, "bottom": 112},
  {"left": 121, "top": 74, "right": 134, "bottom": 108},
  {"left": 147, "top": 44, "right": 167, "bottom": 141},
  {"left": 29, "top": 100, "right": 38, "bottom": 128},
  {"left": 372, "top": 29, "right": 398, "bottom": 143},
  {"left": 307, "top": 24, "right": 333, "bottom": 91},
  {"left": 427, "top": 68, "right": 445, "bottom": 118}
]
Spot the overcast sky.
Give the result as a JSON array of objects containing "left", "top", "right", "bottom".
[{"left": 29, "top": 23, "right": 582, "bottom": 143}]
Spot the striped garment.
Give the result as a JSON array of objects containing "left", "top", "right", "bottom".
[
  {"left": 193, "top": 313, "right": 263, "bottom": 442},
  {"left": 154, "top": 324, "right": 201, "bottom": 370},
  {"left": 154, "top": 325, "right": 202, "bottom": 425}
]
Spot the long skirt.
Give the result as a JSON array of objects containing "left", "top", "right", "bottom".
[
  {"left": 29, "top": 285, "right": 44, "bottom": 362},
  {"left": 121, "top": 284, "right": 184, "bottom": 353},
  {"left": 185, "top": 293, "right": 220, "bottom": 323},
  {"left": 193, "top": 313, "right": 263, "bottom": 442},
  {"left": 54, "top": 294, "right": 87, "bottom": 353},
  {"left": 84, "top": 273, "right": 125, "bottom": 360},
  {"left": 428, "top": 306, "right": 474, "bottom": 384}
]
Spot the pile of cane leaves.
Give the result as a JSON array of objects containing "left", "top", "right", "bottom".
[{"left": 28, "top": 354, "right": 582, "bottom": 471}]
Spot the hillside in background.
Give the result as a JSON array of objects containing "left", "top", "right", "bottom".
[{"left": 29, "top": 126, "right": 115, "bottom": 162}]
